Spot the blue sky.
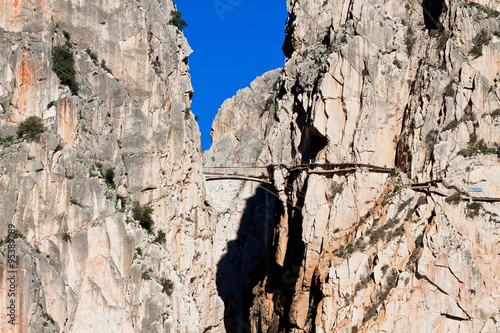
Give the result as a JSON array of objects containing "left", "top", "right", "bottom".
[{"left": 177, "top": 0, "right": 288, "bottom": 151}]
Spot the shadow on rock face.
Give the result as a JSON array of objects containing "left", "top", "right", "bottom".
[
  {"left": 216, "top": 174, "right": 308, "bottom": 332},
  {"left": 215, "top": 184, "right": 277, "bottom": 332}
]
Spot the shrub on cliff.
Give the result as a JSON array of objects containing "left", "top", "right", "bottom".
[
  {"left": 470, "top": 29, "right": 491, "bottom": 58},
  {"left": 466, "top": 202, "right": 482, "bottom": 218},
  {"left": 52, "top": 45, "right": 79, "bottom": 94},
  {"left": 17, "top": 116, "right": 45, "bottom": 142},
  {"left": 169, "top": 11, "right": 187, "bottom": 30},
  {"left": 132, "top": 201, "right": 154, "bottom": 231},
  {"left": 104, "top": 168, "right": 115, "bottom": 189},
  {"left": 160, "top": 278, "right": 174, "bottom": 296}
]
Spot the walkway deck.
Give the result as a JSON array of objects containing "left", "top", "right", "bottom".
[{"left": 202, "top": 161, "right": 500, "bottom": 202}]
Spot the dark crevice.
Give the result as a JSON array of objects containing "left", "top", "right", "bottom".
[
  {"left": 140, "top": 187, "right": 156, "bottom": 192},
  {"left": 438, "top": 107, "right": 444, "bottom": 126},
  {"left": 276, "top": 174, "right": 307, "bottom": 331},
  {"left": 427, "top": 209, "right": 436, "bottom": 227},
  {"left": 416, "top": 273, "right": 450, "bottom": 296},
  {"left": 282, "top": 11, "right": 296, "bottom": 58},
  {"left": 422, "top": 0, "right": 447, "bottom": 31},
  {"left": 307, "top": 271, "right": 323, "bottom": 332},
  {"left": 395, "top": 103, "right": 412, "bottom": 172},
  {"left": 277, "top": 82, "right": 287, "bottom": 100},
  {"left": 441, "top": 313, "right": 470, "bottom": 321},
  {"left": 321, "top": 32, "right": 330, "bottom": 47},
  {"left": 298, "top": 125, "right": 328, "bottom": 163}
]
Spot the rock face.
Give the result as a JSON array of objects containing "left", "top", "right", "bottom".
[
  {"left": 1, "top": 0, "right": 500, "bottom": 332},
  {"left": 206, "top": 0, "right": 500, "bottom": 332},
  {"left": 0, "top": 0, "right": 219, "bottom": 332}
]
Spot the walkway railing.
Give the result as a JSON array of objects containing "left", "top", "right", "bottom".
[{"left": 202, "top": 161, "right": 500, "bottom": 202}]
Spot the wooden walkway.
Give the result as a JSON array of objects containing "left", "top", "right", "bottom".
[
  {"left": 408, "top": 179, "right": 500, "bottom": 202},
  {"left": 202, "top": 161, "right": 500, "bottom": 202},
  {"left": 202, "top": 162, "right": 395, "bottom": 183}
]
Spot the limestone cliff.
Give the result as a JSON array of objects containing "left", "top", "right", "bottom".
[
  {"left": 2, "top": 0, "right": 500, "bottom": 332},
  {"left": 207, "top": 0, "right": 500, "bottom": 332},
  {"left": 0, "top": 0, "right": 219, "bottom": 332}
]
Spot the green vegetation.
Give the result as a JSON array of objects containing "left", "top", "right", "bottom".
[
  {"left": 425, "top": 129, "right": 438, "bottom": 145},
  {"left": 437, "top": 31, "right": 450, "bottom": 50},
  {"left": 272, "top": 77, "right": 281, "bottom": 90},
  {"left": 415, "top": 233, "right": 424, "bottom": 248},
  {"left": 160, "top": 278, "right": 174, "bottom": 295},
  {"left": 488, "top": 109, "right": 500, "bottom": 119},
  {"left": 354, "top": 275, "right": 371, "bottom": 294},
  {"left": 443, "top": 82, "right": 454, "bottom": 97},
  {"left": 363, "top": 306, "right": 377, "bottom": 324},
  {"left": 385, "top": 269, "right": 399, "bottom": 288},
  {"left": 101, "top": 60, "right": 112, "bottom": 74},
  {"left": 85, "top": 48, "right": 98, "bottom": 63},
  {"left": 264, "top": 96, "right": 275, "bottom": 112},
  {"left": 462, "top": 106, "right": 476, "bottom": 122},
  {"left": 405, "top": 26, "right": 416, "bottom": 56},
  {"left": 445, "top": 192, "right": 462, "bottom": 205},
  {"left": 132, "top": 201, "right": 154, "bottom": 231},
  {"left": 142, "top": 268, "right": 153, "bottom": 280},
  {"left": 396, "top": 197, "right": 413, "bottom": 215},
  {"left": 393, "top": 59, "right": 403, "bottom": 69},
  {"left": 169, "top": 11, "right": 187, "bottom": 30},
  {"left": 0, "top": 136, "right": 20, "bottom": 148},
  {"left": 53, "top": 45, "right": 78, "bottom": 94},
  {"left": 443, "top": 120, "right": 460, "bottom": 132},
  {"left": 416, "top": 196, "right": 427, "bottom": 207},
  {"left": 154, "top": 230, "right": 166, "bottom": 244},
  {"left": 62, "top": 232, "right": 71, "bottom": 242},
  {"left": 430, "top": 29, "right": 451, "bottom": 51},
  {"left": 42, "top": 312, "right": 55, "bottom": 325},
  {"left": 104, "top": 168, "right": 115, "bottom": 189},
  {"left": 333, "top": 244, "right": 346, "bottom": 257},
  {"left": 0, "top": 229, "right": 24, "bottom": 247},
  {"left": 17, "top": 116, "right": 45, "bottom": 142},
  {"left": 466, "top": 1, "right": 500, "bottom": 18},
  {"left": 116, "top": 194, "right": 127, "bottom": 207},
  {"left": 405, "top": 206, "right": 416, "bottom": 219},
  {"left": 369, "top": 227, "right": 385, "bottom": 245},
  {"left": 47, "top": 101, "right": 55, "bottom": 109},
  {"left": 470, "top": 29, "right": 491, "bottom": 58},
  {"left": 62, "top": 30, "right": 71, "bottom": 41},
  {"left": 346, "top": 242, "right": 355, "bottom": 255},
  {"left": 407, "top": 233, "right": 424, "bottom": 271},
  {"left": 362, "top": 69, "right": 369, "bottom": 76},
  {"left": 466, "top": 202, "right": 483, "bottom": 218},
  {"left": 458, "top": 134, "right": 498, "bottom": 158},
  {"left": 362, "top": 268, "right": 399, "bottom": 325},
  {"left": 134, "top": 247, "right": 142, "bottom": 259},
  {"left": 152, "top": 59, "right": 161, "bottom": 74}
]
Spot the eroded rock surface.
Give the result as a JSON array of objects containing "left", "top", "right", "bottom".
[
  {"left": 1, "top": 0, "right": 500, "bottom": 332},
  {"left": 0, "top": 0, "right": 218, "bottom": 332},
  {"left": 205, "top": 0, "right": 500, "bottom": 332}
]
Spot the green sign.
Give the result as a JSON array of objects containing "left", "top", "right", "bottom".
[{"left": 469, "top": 188, "right": 482, "bottom": 193}]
